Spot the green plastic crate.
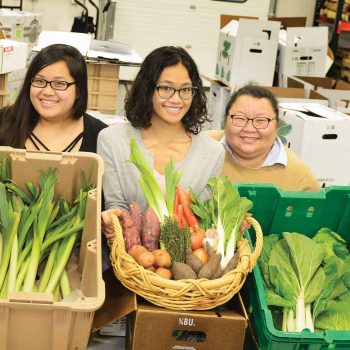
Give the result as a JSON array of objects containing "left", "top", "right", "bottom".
[{"left": 236, "top": 183, "right": 350, "bottom": 350}]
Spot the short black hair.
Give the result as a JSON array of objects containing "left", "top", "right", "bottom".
[
  {"left": 224, "top": 84, "right": 279, "bottom": 122},
  {"left": 124, "top": 46, "right": 209, "bottom": 134}
]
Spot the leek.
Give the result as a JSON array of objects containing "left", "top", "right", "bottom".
[
  {"left": 22, "top": 169, "right": 57, "bottom": 292},
  {"left": 60, "top": 269, "right": 70, "bottom": 298},
  {"left": 129, "top": 137, "right": 180, "bottom": 222}
]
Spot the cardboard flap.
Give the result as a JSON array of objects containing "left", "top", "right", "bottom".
[
  {"left": 92, "top": 268, "right": 137, "bottom": 332},
  {"left": 265, "top": 86, "right": 305, "bottom": 98},
  {"left": 335, "top": 80, "right": 350, "bottom": 90},
  {"left": 237, "top": 18, "right": 280, "bottom": 40},
  {"left": 269, "top": 16, "right": 306, "bottom": 29},
  {"left": 280, "top": 27, "right": 328, "bottom": 47}
]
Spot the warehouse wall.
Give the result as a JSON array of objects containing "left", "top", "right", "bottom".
[
  {"left": 17, "top": 0, "right": 270, "bottom": 81},
  {"left": 110, "top": 0, "right": 271, "bottom": 80}
]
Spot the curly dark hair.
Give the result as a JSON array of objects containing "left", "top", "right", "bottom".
[
  {"left": 0, "top": 44, "right": 87, "bottom": 148},
  {"left": 124, "top": 46, "right": 208, "bottom": 134},
  {"left": 224, "top": 84, "right": 279, "bottom": 122}
]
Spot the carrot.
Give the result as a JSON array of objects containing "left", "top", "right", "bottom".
[
  {"left": 177, "top": 204, "right": 187, "bottom": 229},
  {"left": 174, "top": 190, "right": 179, "bottom": 216},
  {"left": 186, "top": 191, "right": 193, "bottom": 204},
  {"left": 176, "top": 184, "right": 198, "bottom": 228}
]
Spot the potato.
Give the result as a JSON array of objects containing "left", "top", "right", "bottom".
[
  {"left": 222, "top": 250, "right": 240, "bottom": 276},
  {"left": 152, "top": 249, "right": 171, "bottom": 268},
  {"left": 137, "top": 251, "right": 155, "bottom": 268},
  {"left": 146, "top": 265, "right": 156, "bottom": 273},
  {"left": 128, "top": 245, "right": 148, "bottom": 260},
  {"left": 185, "top": 253, "right": 203, "bottom": 274},
  {"left": 198, "top": 253, "right": 222, "bottom": 279},
  {"left": 172, "top": 262, "right": 197, "bottom": 280},
  {"left": 155, "top": 267, "right": 172, "bottom": 280}
]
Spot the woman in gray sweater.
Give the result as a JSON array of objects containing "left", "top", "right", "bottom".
[{"left": 97, "top": 46, "right": 224, "bottom": 238}]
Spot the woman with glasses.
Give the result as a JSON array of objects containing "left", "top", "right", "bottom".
[
  {"left": 97, "top": 46, "right": 224, "bottom": 238},
  {"left": 0, "top": 43, "right": 107, "bottom": 152},
  {"left": 208, "top": 84, "right": 320, "bottom": 192}
]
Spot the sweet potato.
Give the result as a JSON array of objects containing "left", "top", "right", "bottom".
[
  {"left": 128, "top": 201, "right": 142, "bottom": 233},
  {"left": 172, "top": 262, "right": 197, "bottom": 280},
  {"left": 155, "top": 267, "right": 172, "bottom": 279},
  {"left": 128, "top": 245, "right": 148, "bottom": 260},
  {"left": 198, "top": 253, "right": 222, "bottom": 279},
  {"left": 152, "top": 249, "right": 171, "bottom": 268},
  {"left": 137, "top": 251, "right": 155, "bottom": 268},
  {"left": 141, "top": 207, "right": 160, "bottom": 251},
  {"left": 121, "top": 210, "right": 141, "bottom": 251}
]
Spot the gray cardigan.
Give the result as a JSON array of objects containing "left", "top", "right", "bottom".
[{"left": 97, "top": 122, "right": 225, "bottom": 211}]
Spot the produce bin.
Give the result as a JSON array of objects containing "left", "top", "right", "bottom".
[
  {"left": 236, "top": 183, "right": 350, "bottom": 350},
  {"left": 0, "top": 148, "right": 105, "bottom": 350}
]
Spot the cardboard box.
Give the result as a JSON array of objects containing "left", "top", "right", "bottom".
[
  {"left": 0, "top": 149, "right": 105, "bottom": 350},
  {"left": 277, "top": 27, "right": 328, "bottom": 87},
  {"left": 202, "top": 75, "right": 231, "bottom": 130},
  {"left": 0, "top": 39, "right": 27, "bottom": 73},
  {"left": 93, "top": 269, "right": 247, "bottom": 350},
  {"left": 265, "top": 86, "right": 328, "bottom": 105},
  {"left": 279, "top": 104, "right": 350, "bottom": 187},
  {"left": 288, "top": 76, "right": 350, "bottom": 113},
  {"left": 127, "top": 300, "right": 246, "bottom": 350},
  {"left": 215, "top": 18, "right": 280, "bottom": 88}
]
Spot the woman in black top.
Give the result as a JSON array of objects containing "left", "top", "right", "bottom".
[{"left": 0, "top": 44, "right": 107, "bottom": 153}]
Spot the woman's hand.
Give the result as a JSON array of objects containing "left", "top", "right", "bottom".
[
  {"left": 102, "top": 208, "right": 123, "bottom": 239},
  {"left": 241, "top": 213, "right": 252, "bottom": 234}
]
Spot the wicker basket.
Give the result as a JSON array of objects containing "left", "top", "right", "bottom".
[{"left": 109, "top": 215, "right": 263, "bottom": 310}]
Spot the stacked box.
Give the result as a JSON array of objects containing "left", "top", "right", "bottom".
[
  {"left": 87, "top": 63, "right": 119, "bottom": 115},
  {"left": 215, "top": 18, "right": 280, "bottom": 88},
  {"left": 0, "top": 148, "right": 105, "bottom": 350},
  {"left": 236, "top": 183, "right": 350, "bottom": 350}
]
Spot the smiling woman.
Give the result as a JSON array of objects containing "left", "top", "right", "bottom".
[
  {"left": 207, "top": 84, "right": 320, "bottom": 192},
  {"left": 97, "top": 46, "right": 225, "bottom": 238},
  {"left": 0, "top": 44, "right": 107, "bottom": 153}
]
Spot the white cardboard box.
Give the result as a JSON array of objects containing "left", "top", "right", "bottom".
[
  {"left": 277, "top": 27, "right": 328, "bottom": 87},
  {"left": 0, "top": 39, "right": 27, "bottom": 73},
  {"left": 215, "top": 19, "right": 280, "bottom": 88},
  {"left": 279, "top": 103, "right": 350, "bottom": 187},
  {"left": 203, "top": 76, "right": 231, "bottom": 130}
]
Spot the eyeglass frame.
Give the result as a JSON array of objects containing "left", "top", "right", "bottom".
[
  {"left": 155, "top": 84, "right": 197, "bottom": 100},
  {"left": 30, "top": 77, "right": 76, "bottom": 91},
  {"left": 229, "top": 114, "right": 277, "bottom": 129}
]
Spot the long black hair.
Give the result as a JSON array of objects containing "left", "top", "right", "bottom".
[
  {"left": 124, "top": 46, "right": 208, "bottom": 134},
  {"left": 0, "top": 43, "right": 88, "bottom": 148}
]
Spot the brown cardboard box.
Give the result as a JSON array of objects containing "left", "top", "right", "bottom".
[
  {"left": 93, "top": 269, "right": 247, "bottom": 350},
  {"left": 287, "top": 76, "right": 350, "bottom": 113},
  {"left": 127, "top": 298, "right": 247, "bottom": 350}
]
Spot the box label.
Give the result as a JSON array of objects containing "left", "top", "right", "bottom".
[{"left": 178, "top": 317, "right": 196, "bottom": 327}]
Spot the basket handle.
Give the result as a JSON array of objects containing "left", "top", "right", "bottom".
[{"left": 246, "top": 216, "right": 263, "bottom": 271}]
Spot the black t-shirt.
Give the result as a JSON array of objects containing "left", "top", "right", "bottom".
[{"left": 80, "top": 113, "right": 108, "bottom": 153}]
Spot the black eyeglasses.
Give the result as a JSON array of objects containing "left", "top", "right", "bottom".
[
  {"left": 30, "top": 78, "right": 76, "bottom": 91},
  {"left": 155, "top": 85, "right": 197, "bottom": 100},
  {"left": 229, "top": 114, "right": 277, "bottom": 129}
]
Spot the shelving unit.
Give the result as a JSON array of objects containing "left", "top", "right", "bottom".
[{"left": 315, "top": 0, "right": 350, "bottom": 80}]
